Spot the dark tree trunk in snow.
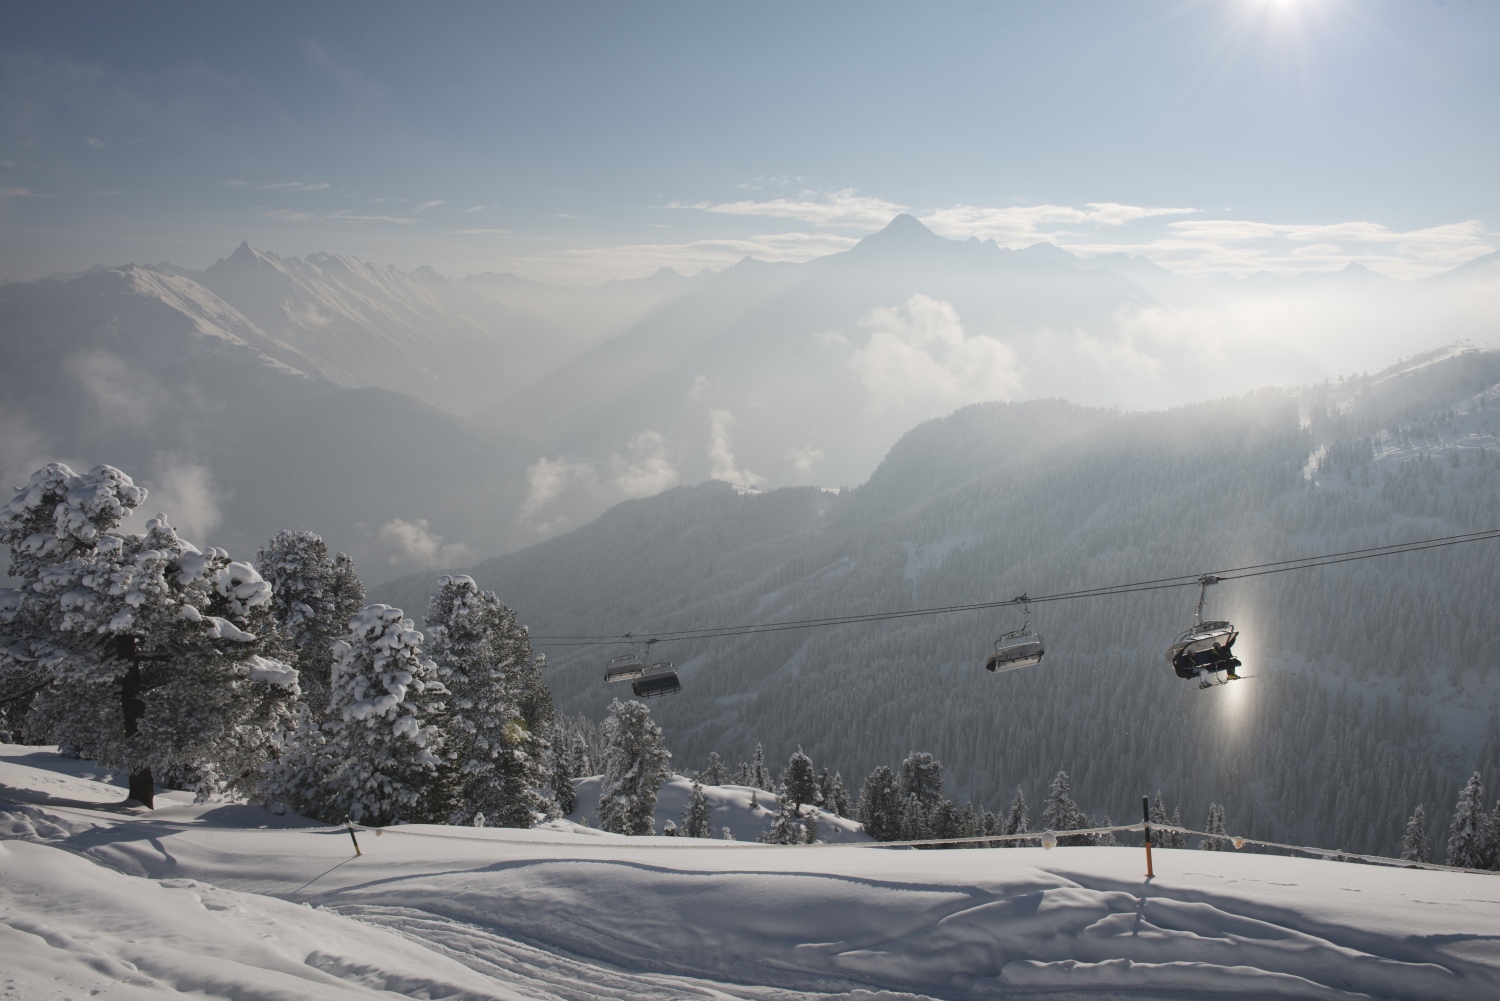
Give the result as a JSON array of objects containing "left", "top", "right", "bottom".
[{"left": 116, "top": 637, "right": 155, "bottom": 809}]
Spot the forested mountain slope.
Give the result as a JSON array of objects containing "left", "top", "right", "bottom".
[{"left": 378, "top": 347, "right": 1500, "bottom": 856}]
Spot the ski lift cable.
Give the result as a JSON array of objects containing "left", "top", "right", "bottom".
[{"left": 530, "top": 528, "right": 1500, "bottom": 648}]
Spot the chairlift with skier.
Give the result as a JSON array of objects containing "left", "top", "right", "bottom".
[
  {"left": 985, "top": 595, "right": 1046, "bottom": 673},
  {"left": 1167, "top": 575, "right": 1243, "bottom": 688}
]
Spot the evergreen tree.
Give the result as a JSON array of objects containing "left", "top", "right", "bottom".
[
  {"left": 733, "top": 760, "right": 753, "bottom": 786},
  {"left": 682, "top": 780, "right": 712, "bottom": 837},
  {"left": 0, "top": 464, "right": 298, "bottom": 808},
  {"left": 1169, "top": 807, "right": 1188, "bottom": 849},
  {"left": 1200, "top": 804, "right": 1226, "bottom": 850},
  {"left": 1150, "top": 791, "right": 1170, "bottom": 830},
  {"left": 256, "top": 530, "right": 364, "bottom": 718},
  {"left": 424, "top": 576, "right": 545, "bottom": 827},
  {"left": 751, "top": 743, "right": 773, "bottom": 791},
  {"left": 1447, "top": 771, "right": 1487, "bottom": 868},
  {"left": 551, "top": 728, "right": 577, "bottom": 816},
  {"left": 828, "top": 771, "right": 852, "bottom": 818},
  {"left": 1042, "top": 771, "right": 1089, "bottom": 846},
  {"left": 899, "top": 793, "right": 930, "bottom": 842},
  {"left": 721, "top": 826, "right": 735, "bottom": 840},
  {"left": 958, "top": 802, "right": 980, "bottom": 846},
  {"left": 1092, "top": 816, "right": 1119, "bottom": 847},
  {"left": 781, "top": 746, "right": 818, "bottom": 810},
  {"left": 856, "top": 764, "right": 903, "bottom": 841},
  {"left": 931, "top": 798, "right": 961, "bottom": 842},
  {"left": 899, "top": 751, "right": 944, "bottom": 809},
  {"left": 1400, "top": 804, "right": 1430, "bottom": 863},
  {"left": 803, "top": 811, "right": 820, "bottom": 844},
  {"left": 571, "top": 732, "right": 593, "bottom": 777},
  {"left": 761, "top": 793, "right": 805, "bottom": 844},
  {"left": 597, "top": 698, "right": 671, "bottom": 836},
  {"left": 322, "top": 604, "right": 452, "bottom": 826},
  {"left": 1484, "top": 802, "right": 1500, "bottom": 871},
  {"left": 1004, "top": 787, "right": 1031, "bottom": 845},
  {"left": 703, "top": 751, "right": 728, "bottom": 785}
]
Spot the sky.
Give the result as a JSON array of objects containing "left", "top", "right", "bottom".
[{"left": 2, "top": 0, "right": 1498, "bottom": 284}]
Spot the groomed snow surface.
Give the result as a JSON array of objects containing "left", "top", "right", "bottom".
[{"left": 3, "top": 746, "right": 1499, "bottom": 1001}]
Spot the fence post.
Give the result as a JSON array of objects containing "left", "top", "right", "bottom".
[
  {"left": 346, "top": 820, "right": 363, "bottom": 857},
  {"left": 1141, "top": 795, "right": 1154, "bottom": 879}
]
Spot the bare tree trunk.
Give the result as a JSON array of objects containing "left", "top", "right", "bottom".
[{"left": 117, "top": 638, "right": 154, "bottom": 809}]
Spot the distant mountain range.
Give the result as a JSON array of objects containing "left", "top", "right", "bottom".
[{"left": 3, "top": 217, "right": 1495, "bottom": 581}]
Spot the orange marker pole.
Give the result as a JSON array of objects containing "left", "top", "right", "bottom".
[{"left": 1141, "top": 795, "right": 1154, "bottom": 879}]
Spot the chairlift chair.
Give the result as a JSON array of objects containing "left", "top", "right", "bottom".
[
  {"left": 604, "top": 638, "right": 656, "bottom": 683},
  {"left": 1167, "top": 575, "right": 1242, "bottom": 686},
  {"left": 985, "top": 595, "right": 1045, "bottom": 673},
  {"left": 632, "top": 662, "right": 681, "bottom": 698}
]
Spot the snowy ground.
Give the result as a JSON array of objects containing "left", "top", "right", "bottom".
[{"left": 4, "top": 746, "right": 1500, "bottom": 1000}]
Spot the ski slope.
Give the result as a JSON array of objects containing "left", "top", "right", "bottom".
[{"left": 3, "top": 746, "right": 1500, "bottom": 1000}]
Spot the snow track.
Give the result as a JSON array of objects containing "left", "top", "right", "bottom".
[{"left": 4, "top": 748, "right": 1500, "bottom": 1000}]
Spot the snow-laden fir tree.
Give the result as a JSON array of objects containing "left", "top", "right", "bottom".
[
  {"left": 0, "top": 464, "right": 299, "bottom": 807},
  {"left": 1092, "top": 815, "right": 1118, "bottom": 847},
  {"left": 1447, "top": 771, "right": 1487, "bottom": 868},
  {"left": 423, "top": 575, "right": 552, "bottom": 827},
  {"left": 856, "top": 764, "right": 903, "bottom": 841},
  {"left": 750, "top": 743, "right": 772, "bottom": 791},
  {"left": 1200, "top": 804, "right": 1227, "bottom": 850},
  {"left": 703, "top": 751, "right": 728, "bottom": 785},
  {"left": 958, "top": 802, "right": 980, "bottom": 847},
  {"left": 550, "top": 726, "right": 577, "bottom": 816},
  {"left": 899, "top": 793, "right": 930, "bottom": 842},
  {"left": 321, "top": 604, "right": 452, "bottom": 825},
  {"left": 597, "top": 698, "right": 671, "bottom": 835},
  {"left": 781, "top": 746, "right": 818, "bottom": 810},
  {"left": 899, "top": 751, "right": 944, "bottom": 810},
  {"left": 1004, "top": 787, "right": 1031, "bottom": 846},
  {"left": 760, "top": 791, "right": 806, "bottom": 845},
  {"left": 931, "top": 799, "right": 961, "bottom": 842},
  {"left": 1168, "top": 807, "right": 1188, "bottom": 849},
  {"left": 682, "top": 780, "right": 712, "bottom": 837},
  {"left": 1400, "top": 804, "right": 1430, "bottom": 863},
  {"left": 827, "top": 771, "right": 852, "bottom": 818},
  {"left": 255, "top": 530, "right": 364, "bottom": 718},
  {"left": 1483, "top": 801, "right": 1500, "bottom": 871},
  {"left": 1042, "top": 771, "right": 1090, "bottom": 846}
]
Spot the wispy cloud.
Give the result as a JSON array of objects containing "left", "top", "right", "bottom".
[
  {"left": 684, "top": 188, "right": 907, "bottom": 228},
  {"left": 485, "top": 230, "right": 858, "bottom": 283},
  {"left": 226, "top": 179, "right": 330, "bottom": 192},
  {"left": 0, "top": 187, "right": 51, "bottom": 198},
  {"left": 417, "top": 199, "right": 447, "bottom": 211},
  {"left": 258, "top": 207, "right": 416, "bottom": 225},
  {"left": 299, "top": 39, "right": 387, "bottom": 116},
  {"left": 83, "top": 136, "right": 106, "bottom": 149},
  {"left": 463, "top": 204, "right": 489, "bottom": 213}
]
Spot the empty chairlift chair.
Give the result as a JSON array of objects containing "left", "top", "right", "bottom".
[
  {"left": 1166, "top": 575, "right": 1242, "bottom": 688},
  {"left": 632, "top": 662, "right": 681, "bottom": 698},
  {"left": 985, "top": 595, "right": 1046, "bottom": 673},
  {"left": 604, "top": 639, "right": 655, "bottom": 684}
]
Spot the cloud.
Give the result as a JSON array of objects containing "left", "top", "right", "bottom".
[
  {"left": 377, "top": 518, "right": 473, "bottom": 567},
  {"left": 255, "top": 180, "right": 329, "bottom": 192},
  {"left": 257, "top": 208, "right": 416, "bottom": 225},
  {"left": 708, "top": 410, "right": 764, "bottom": 488},
  {"left": 144, "top": 459, "right": 224, "bottom": 542},
  {"left": 518, "top": 433, "right": 680, "bottom": 528},
  {"left": 491, "top": 231, "right": 858, "bottom": 283},
  {"left": 684, "top": 188, "right": 907, "bottom": 229},
  {"left": 417, "top": 199, "right": 447, "bottom": 211},
  {"left": 786, "top": 445, "right": 824, "bottom": 475},
  {"left": 463, "top": 204, "right": 489, "bottom": 213},
  {"left": 847, "top": 295, "right": 1022, "bottom": 412},
  {"left": 65, "top": 350, "right": 158, "bottom": 427},
  {"left": 921, "top": 202, "right": 1198, "bottom": 242},
  {"left": 83, "top": 136, "right": 106, "bottom": 149},
  {"left": 0, "top": 187, "right": 51, "bottom": 198}
]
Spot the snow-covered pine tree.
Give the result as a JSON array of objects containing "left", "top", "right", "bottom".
[
  {"left": 423, "top": 575, "right": 550, "bottom": 827},
  {"left": 751, "top": 743, "right": 772, "bottom": 791},
  {"left": 1004, "top": 787, "right": 1031, "bottom": 846},
  {"left": 1042, "top": 771, "right": 1089, "bottom": 846},
  {"left": 551, "top": 727, "right": 577, "bottom": 816},
  {"left": 899, "top": 751, "right": 943, "bottom": 810},
  {"left": 930, "top": 799, "right": 960, "bottom": 843},
  {"left": 760, "top": 793, "right": 805, "bottom": 844},
  {"left": 781, "top": 746, "right": 818, "bottom": 809},
  {"left": 255, "top": 530, "right": 364, "bottom": 717},
  {"left": 899, "top": 793, "right": 930, "bottom": 842},
  {"left": 958, "top": 802, "right": 979, "bottom": 847},
  {"left": 597, "top": 698, "right": 671, "bottom": 836},
  {"left": 321, "top": 604, "right": 452, "bottom": 826},
  {"left": 682, "top": 780, "right": 712, "bottom": 837},
  {"left": 703, "top": 751, "right": 728, "bottom": 785},
  {"left": 0, "top": 464, "right": 299, "bottom": 808},
  {"left": 733, "top": 760, "right": 753, "bottom": 786},
  {"left": 1168, "top": 807, "right": 1188, "bottom": 849},
  {"left": 1447, "top": 771, "right": 1487, "bottom": 868},
  {"left": 571, "top": 732, "right": 594, "bottom": 777},
  {"left": 721, "top": 826, "right": 735, "bottom": 840},
  {"left": 803, "top": 811, "right": 819, "bottom": 844},
  {"left": 828, "top": 771, "right": 852, "bottom": 818},
  {"left": 1150, "top": 792, "right": 1169, "bottom": 830},
  {"left": 1400, "top": 804, "right": 1430, "bottom": 863},
  {"left": 1092, "top": 816, "right": 1118, "bottom": 847},
  {"left": 856, "top": 764, "right": 903, "bottom": 841},
  {"left": 1200, "top": 804, "right": 1226, "bottom": 850},
  {"left": 1483, "top": 801, "right": 1500, "bottom": 870}
]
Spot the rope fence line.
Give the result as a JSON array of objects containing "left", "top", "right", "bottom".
[
  {"left": 526, "top": 528, "right": 1500, "bottom": 648},
  {"left": 6, "top": 795, "right": 1492, "bottom": 876}
]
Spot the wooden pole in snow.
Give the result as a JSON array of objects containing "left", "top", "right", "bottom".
[
  {"left": 346, "top": 821, "right": 362, "bottom": 857},
  {"left": 1141, "top": 795, "right": 1154, "bottom": 879}
]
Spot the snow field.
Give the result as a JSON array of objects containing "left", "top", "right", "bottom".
[{"left": 5, "top": 747, "right": 1500, "bottom": 1000}]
